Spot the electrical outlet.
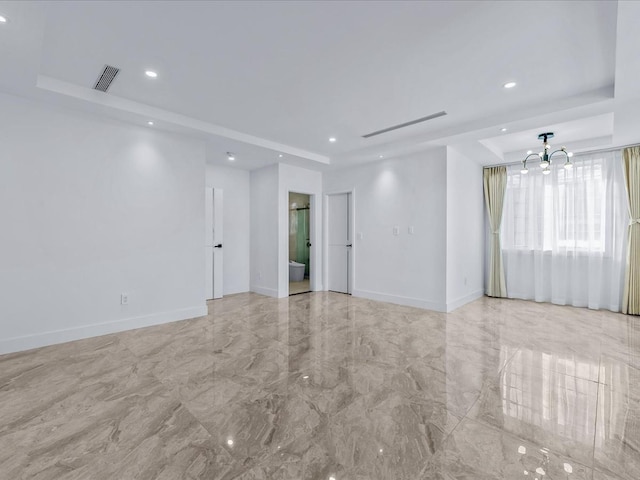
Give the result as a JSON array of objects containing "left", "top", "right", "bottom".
[
  {"left": 121, "top": 293, "right": 129, "bottom": 305},
  {"left": 393, "top": 226, "right": 400, "bottom": 236},
  {"left": 357, "top": 232, "right": 364, "bottom": 240},
  {"left": 408, "top": 226, "right": 415, "bottom": 235}
]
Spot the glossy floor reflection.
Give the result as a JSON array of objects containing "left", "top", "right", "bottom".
[{"left": 0, "top": 292, "right": 639, "bottom": 479}]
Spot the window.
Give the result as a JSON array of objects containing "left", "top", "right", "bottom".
[
  {"left": 502, "top": 157, "right": 609, "bottom": 253},
  {"left": 499, "top": 150, "right": 627, "bottom": 310}
]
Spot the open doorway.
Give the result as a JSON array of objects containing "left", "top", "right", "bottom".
[{"left": 289, "top": 192, "right": 311, "bottom": 295}]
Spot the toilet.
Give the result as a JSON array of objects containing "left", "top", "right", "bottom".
[{"left": 289, "top": 261, "right": 306, "bottom": 282}]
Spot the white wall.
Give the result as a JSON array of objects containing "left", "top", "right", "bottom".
[
  {"left": 446, "top": 146, "right": 485, "bottom": 311},
  {"left": 0, "top": 93, "right": 207, "bottom": 354},
  {"left": 278, "top": 164, "right": 323, "bottom": 297},
  {"left": 323, "top": 149, "right": 448, "bottom": 311},
  {"left": 206, "top": 164, "right": 250, "bottom": 295},
  {"left": 250, "top": 164, "right": 280, "bottom": 296}
]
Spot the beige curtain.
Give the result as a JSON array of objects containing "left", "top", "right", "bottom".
[
  {"left": 622, "top": 146, "right": 640, "bottom": 314},
  {"left": 484, "top": 166, "right": 507, "bottom": 297}
]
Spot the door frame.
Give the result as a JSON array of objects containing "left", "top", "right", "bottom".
[
  {"left": 324, "top": 189, "right": 355, "bottom": 295},
  {"left": 286, "top": 190, "right": 318, "bottom": 296}
]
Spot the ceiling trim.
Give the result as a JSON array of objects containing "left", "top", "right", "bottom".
[{"left": 36, "top": 74, "right": 331, "bottom": 165}]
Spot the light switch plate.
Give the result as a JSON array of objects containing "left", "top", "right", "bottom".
[{"left": 393, "top": 226, "right": 400, "bottom": 236}]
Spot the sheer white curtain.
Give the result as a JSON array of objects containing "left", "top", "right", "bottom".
[{"left": 501, "top": 151, "right": 627, "bottom": 311}]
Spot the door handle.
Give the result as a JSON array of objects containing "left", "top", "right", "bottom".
[
  {"left": 307, "top": 241, "right": 312, "bottom": 247},
  {"left": 346, "top": 244, "right": 352, "bottom": 247},
  {"left": 214, "top": 244, "right": 222, "bottom": 248}
]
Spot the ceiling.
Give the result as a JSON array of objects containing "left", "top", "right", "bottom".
[{"left": 0, "top": 0, "right": 638, "bottom": 170}]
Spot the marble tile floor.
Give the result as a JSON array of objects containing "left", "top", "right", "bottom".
[
  {"left": 289, "top": 279, "right": 311, "bottom": 295},
  {"left": 0, "top": 292, "right": 639, "bottom": 480}
]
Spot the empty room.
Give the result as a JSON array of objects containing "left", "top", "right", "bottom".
[{"left": 1, "top": 1, "right": 639, "bottom": 479}]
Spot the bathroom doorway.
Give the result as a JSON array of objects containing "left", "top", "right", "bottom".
[{"left": 289, "top": 192, "right": 311, "bottom": 295}]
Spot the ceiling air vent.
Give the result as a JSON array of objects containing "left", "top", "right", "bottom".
[
  {"left": 93, "top": 65, "right": 120, "bottom": 92},
  {"left": 362, "top": 111, "right": 447, "bottom": 138}
]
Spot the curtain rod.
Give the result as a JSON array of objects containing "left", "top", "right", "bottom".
[{"left": 483, "top": 143, "right": 639, "bottom": 169}]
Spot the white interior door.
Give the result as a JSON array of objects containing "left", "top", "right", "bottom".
[
  {"left": 205, "top": 188, "right": 224, "bottom": 300},
  {"left": 328, "top": 193, "right": 351, "bottom": 294}
]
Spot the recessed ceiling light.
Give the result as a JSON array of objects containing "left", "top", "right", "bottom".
[
  {"left": 145, "top": 70, "right": 158, "bottom": 78},
  {"left": 329, "top": 137, "right": 337, "bottom": 143},
  {"left": 379, "top": 155, "right": 384, "bottom": 159},
  {"left": 227, "top": 152, "right": 235, "bottom": 161},
  {"left": 147, "top": 121, "right": 154, "bottom": 126},
  {"left": 501, "top": 127, "right": 507, "bottom": 132},
  {"left": 278, "top": 154, "right": 283, "bottom": 158},
  {"left": 0, "top": 15, "right": 7, "bottom": 23},
  {"left": 503, "top": 81, "right": 517, "bottom": 89}
]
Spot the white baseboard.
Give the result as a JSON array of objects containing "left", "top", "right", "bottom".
[
  {"left": 446, "top": 289, "right": 485, "bottom": 312},
  {"left": 0, "top": 305, "right": 208, "bottom": 356},
  {"left": 352, "top": 288, "right": 447, "bottom": 312},
  {"left": 250, "top": 285, "right": 279, "bottom": 297},
  {"left": 223, "top": 287, "right": 251, "bottom": 296}
]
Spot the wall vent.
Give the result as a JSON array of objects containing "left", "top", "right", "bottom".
[
  {"left": 362, "top": 111, "right": 447, "bottom": 138},
  {"left": 93, "top": 65, "right": 120, "bottom": 92}
]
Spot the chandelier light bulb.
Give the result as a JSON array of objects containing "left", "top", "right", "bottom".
[
  {"left": 527, "top": 150, "right": 532, "bottom": 155},
  {"left": 540, "top": 161, "right": 549, "bottom": 168},
  {"left": 542, "top": 168, "right": 551, "bottom": 175},
  {"left": 564, "top": 161, "right": 573, "bottom": 169},
  {"left": 521, "top": 167, "right": 529, "bottom": 174},
  {"left": 567, "top": 152, "right": 574, "bottom": 157},
  {"left": 538, "top": 152, "right": 544, "bottom": 158}
]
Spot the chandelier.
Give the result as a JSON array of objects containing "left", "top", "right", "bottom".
[{"left": 520, "top": 132, "right": 573, "bottom": 175}]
